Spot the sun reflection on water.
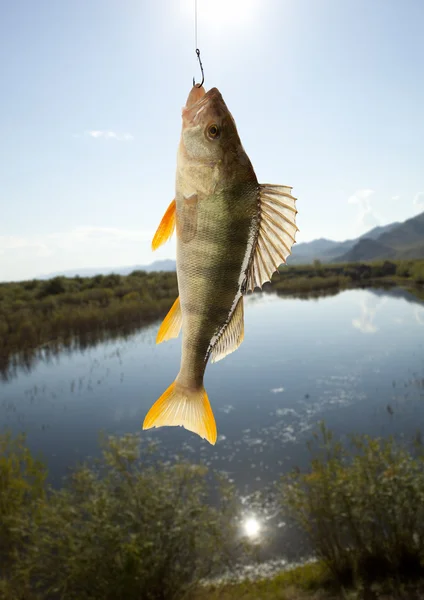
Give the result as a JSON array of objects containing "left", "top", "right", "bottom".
[{"left": 242, "top": 515, "right": 261, "bottom": 539}]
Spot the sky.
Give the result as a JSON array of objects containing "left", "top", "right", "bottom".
[{"left": 1, "top": 0, "right": 423, "bottom": 282}]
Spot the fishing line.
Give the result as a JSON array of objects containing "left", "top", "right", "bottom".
[
  {"left": 194, "top": 0, "right": 198, "bottom": 50},
  {"left": 193, "top": 0, "right": 204, "bottom": 87}
]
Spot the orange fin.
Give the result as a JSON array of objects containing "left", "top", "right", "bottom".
[
  {"left": 152, "top": 199, "right": 176, "bottom": 251},
  {"left": 142, "top": 381, "right": 217, "bottom": 445},
  {"left": 156, "top": 297, "right": 182, "bottom": 344}
]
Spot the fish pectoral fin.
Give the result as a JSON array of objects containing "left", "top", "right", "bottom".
[
  {"left": 247, "top": 184, "right": 299, "bottom": 292},
  {"left": 156, "top": 296, "right": 182, "bottom": 344},
  {"left": 152, "top": 199, "right": 176, "bottom": 250},
  {"left": 211, "top": 296, "right": 244, "bottom": 364},
  {"left": 142, "top": 381, "right": 217, "bottom": 445},
  {"left": 176, "top": 194, "right": 198, "bottom": 243}
]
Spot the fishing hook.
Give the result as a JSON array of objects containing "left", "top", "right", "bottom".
[{"left": 193, "top": 48, "right": 204, "bottom": 88}]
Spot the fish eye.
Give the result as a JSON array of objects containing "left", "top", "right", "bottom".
[{"left": 207, "top": 123, "right": 220, "bottom": 140}]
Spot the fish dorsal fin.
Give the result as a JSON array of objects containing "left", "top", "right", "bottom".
[
  {"left": 246, "top": 185, "right": 298, "bottom": 292},
  {"left": 156, "top": 297, "right": 182, "bottom": 344},
  {"left": 152, "top": 199, "right": 176, "bottom": 250},
  {"left": 211, "top": 296, "right": 244, "bottom": 364}
]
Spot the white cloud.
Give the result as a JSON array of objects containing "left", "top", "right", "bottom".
[
  {"left": 87, "top": 130, "right": 134, "bottom": 141},
  {"left": 347, "top": 188, "right": 380, "bottom": 233},
  {"left": 413, "top": 191, "right": 424, "bottom": 211}
]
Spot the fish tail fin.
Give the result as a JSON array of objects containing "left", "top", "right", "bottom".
[{"left": 142, "top": 380, "right": 217, "bottom": 445}]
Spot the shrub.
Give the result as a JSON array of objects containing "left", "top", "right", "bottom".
[
  {"left": 279, "top": 423, "right": 424, "bottom": 586},
  {"left": 0, "top": 432, "right": 46, "bottom": 568},
  {"left": 411, "top": 263, "right": 424, "bottom": 284},
  {"left": 1, "top": 433, "right": 239, "bottom": 600},
  {"left": 40, "top": 277, "right": 66, "bottom": 297}
]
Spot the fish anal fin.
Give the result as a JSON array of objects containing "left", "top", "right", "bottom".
[
  {"left": 142, "top": 381, "right": 217, "bottom": 445},
  {"left": 156, "top": 297, "right": 182, "bottom": 344},
  {"left": 152, "top": 199, "right": 176, "bottom": 251},
  {"left": 211, "top": 296, "right": 244, "bottom": 364},
  {"left": 247, "top": 184, "right": 298, "bottom": 292}
]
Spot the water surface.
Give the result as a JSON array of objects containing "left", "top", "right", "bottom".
[{"left": 1, "top": 287, "right": 423, "bottom": 563}]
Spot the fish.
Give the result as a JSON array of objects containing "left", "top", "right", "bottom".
[{"left": 142, "top": 84, "right": 298, "bottom": 445}]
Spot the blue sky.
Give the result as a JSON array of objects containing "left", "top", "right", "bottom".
[{"left": 1, "top": 0, "right": 423, "bottom": 282}]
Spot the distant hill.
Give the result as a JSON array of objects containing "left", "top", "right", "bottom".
[
  {"left": 289, "top": 213, "right": 423, "bottom": 265},
  {"left": 38, "top": 212, "right": 424, "bottom": 280},
  {"left": 38, "top": 259, "right": 176, "bottom": 280},
  {"left": 335, "top": 212, "right": 424, "bottom": 263},
  {"left": 335, "top": 239, "right": 397, "bottom": 263}
]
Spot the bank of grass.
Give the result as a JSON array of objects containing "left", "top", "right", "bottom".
[
  {"left": 2, "top": 426, "right": 424, "bottom": 598},
  {"left": 1, "top": 259, "right": 423, "bottom": 376}
]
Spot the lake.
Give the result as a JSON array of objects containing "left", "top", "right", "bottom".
[{"left": 1, "top": 286, "right": 424, "bottom": 567}]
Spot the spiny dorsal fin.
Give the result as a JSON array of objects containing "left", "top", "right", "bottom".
[
  {"left": 211, "top": 296, "right": 244, "bottom": 363},
  {"left": 152, "top": 199, "right": 176, "bottom": 250},
  {"left": 247, "top": 185, "right": 298, "bottom": 292},
  {"left": 156, "top": 297, "right": 182, "bottom": 344}
]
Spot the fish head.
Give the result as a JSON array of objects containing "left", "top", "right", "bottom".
[{"left": 180, "top": 86, "right": 242, "bottom": 164}]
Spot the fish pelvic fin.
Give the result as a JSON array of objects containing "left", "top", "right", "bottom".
[
  {"left": 211, "top": 295, "right": 244, "bottom": 363},
  {"left": 142, "top": 381, "right": 217, "bottom": 445},
  {"left": 152, "top": 199, "right": 176, "bottom": 251},
  {"left": 246, "top": 185, "right": 298, "bottom": 292},
  {"left": 156, "top": 297, "right": 182, "bottom": 344}
]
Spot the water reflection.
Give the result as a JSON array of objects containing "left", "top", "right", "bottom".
[
  {"left": 352, "top": 294, "right": 387, "bottom": 334},
  {"left": 415, "top": 305, "right": 424, "bottom": 325},
  {"left": 1, "top": 287, "right": 424, "bottom": 563}
]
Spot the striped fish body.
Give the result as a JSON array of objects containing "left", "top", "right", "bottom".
[
  {"left": 143, "top": 85, "right": 298, "bottom": 445},
  {"left": 176, "top": 175, "right": 258, "bottom": 389}
]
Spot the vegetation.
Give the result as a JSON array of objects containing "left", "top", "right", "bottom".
[
  {"left": 1, "top": 259, "right": 423, "bottom": 378},
  {"left": 279, "top": 423, "right": 424, "bottom": 591},
  {"left": 0, "top": 270, "right": 178, "bottom": 378},
  {"left": 1, "top": 426, "right": 424, "bottom": 598},
  {"left": 0, "top": 432, "right": 241, "bottom": 600}
]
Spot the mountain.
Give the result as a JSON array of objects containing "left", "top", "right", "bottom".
[
  {"left": 335, "top": 239, "right": 397, "bottom": 263},
  {"left": 335, "top": 212, "right": 424, "bottom": 263},
  {"left": 38, "top": 212, "right": 424, "bottom": 280},
  {"left": 38, "top": 259, "right": 176, "bottom": 279},
  {"left": 289, "top": 213, "right": 423, "bottom": 265}
]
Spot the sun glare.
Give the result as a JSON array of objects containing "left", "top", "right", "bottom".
[{"left": 181, "top": 0, "right": 259, "bottom": 28}]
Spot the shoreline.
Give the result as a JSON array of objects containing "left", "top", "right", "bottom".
[{"left": 1, "top": 260, "right": 423, "bottom": 380}]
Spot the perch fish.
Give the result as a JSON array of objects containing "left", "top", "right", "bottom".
[{"left": 143, "top": 85, "right": 298, "bottom": 444}]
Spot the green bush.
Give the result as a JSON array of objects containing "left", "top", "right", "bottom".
[
  {"left": 280, "top": 424, "right": 424, "bottom": 586},
  {"left": 0, "top": 432, "right": 239, "bottom": 600},
  {"left": 0, "top": 432, "right": 46, "bottom": 568},
  {"left": 411, "top": 263, "right": 424, "bottom": 284},
  {"left": 39, "top": 276, "right": 66, "bottom": 297}
]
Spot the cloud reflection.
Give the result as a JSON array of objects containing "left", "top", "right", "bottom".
[
  {"left": 415, "top": 306, "right": 424, "bottom": 326},
  {"left": 352, "top": 295, "right": 387, "bottom": 334}
]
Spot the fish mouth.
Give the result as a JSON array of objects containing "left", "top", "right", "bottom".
[{"left": 182, "top": 86, "right": 223, "bottom": 126}]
